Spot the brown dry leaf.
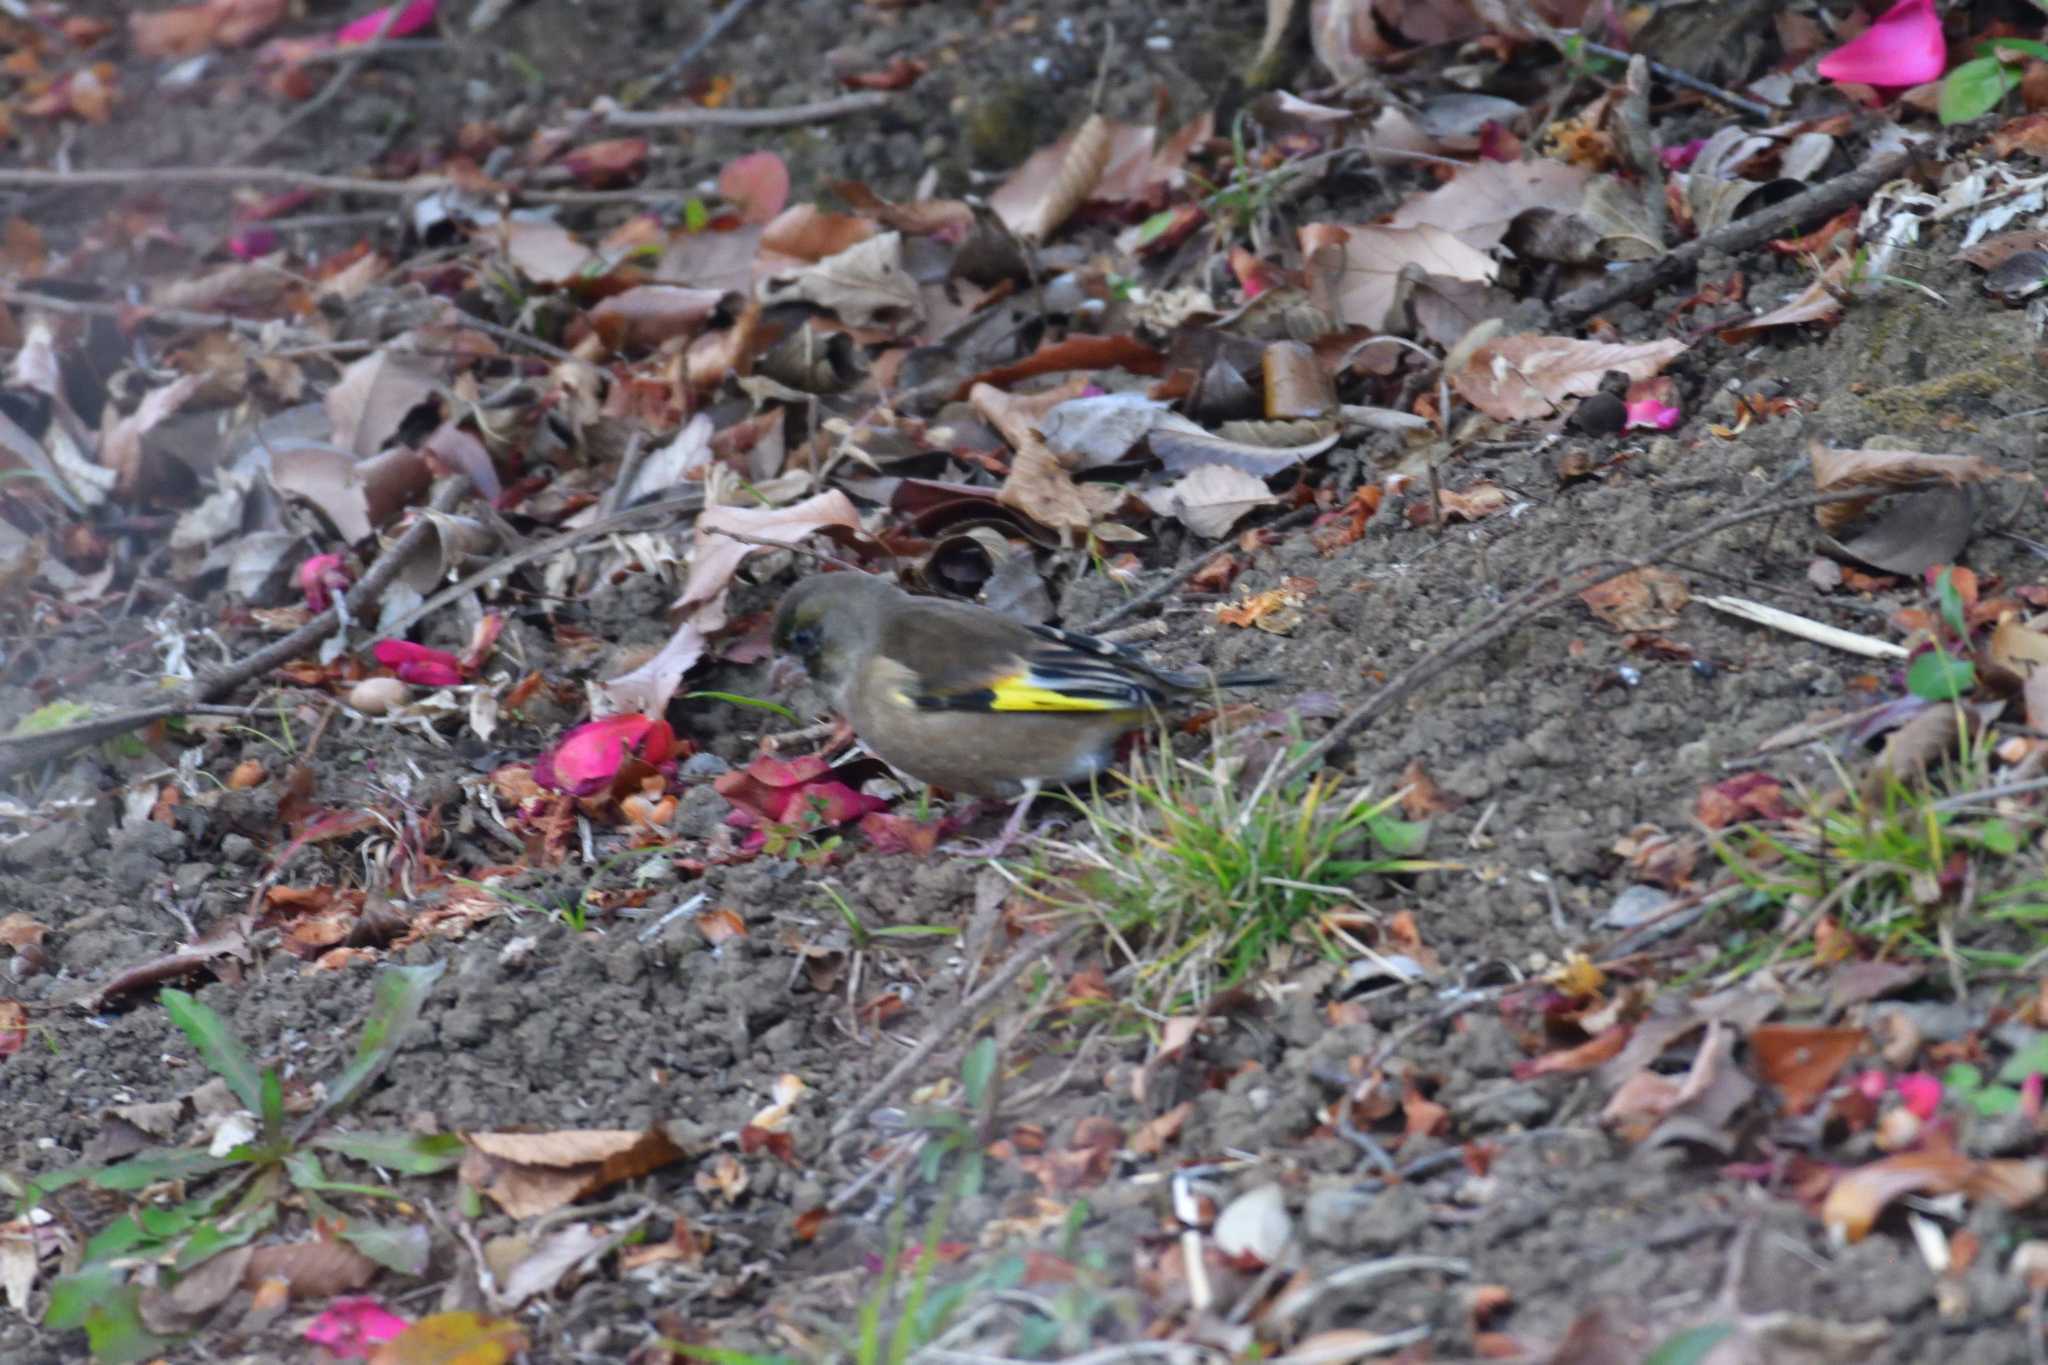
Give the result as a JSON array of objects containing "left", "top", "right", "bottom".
[
  {"left": 695, "top": 907, "right": 747, "bottom": 944},
  {"left": 241, "top": 1238, "right": 378, "bottom": 1298},
  {"left": 588, "top": 285, "right": 726, "bottom": 351},
  {"left": 1451, "top": 334, "right": 1686, "bottom": 421},
  {"left": 98, "top": 374, "right": 202, "bottom": 494},
  {"left": 326, "top": 349, "right": 439, "bottom": 458},
  {"left": 1822, "top": 1146, "right": 2045, "bottom": 1244},
  {"left": 1717, "top": 259, "right": 1851, "bottom": 343},
  {"left": 1299, "top": 222, "right": 1498, "bottom": 330},
  {"left": 1580, "top": 567, "right": 1690, "bottom": 632},
  {"left": 1434, "top": 481, "right": 1511, "bottom": 522},
  {"left": 970, "top": 377, "right": 1095, "bottom": 451},
  {"left": 1388, "top": 158, "right": 1594, "bottom": 250},
  {"left": 757, "top": 205, "right": 877, "bottom": 265},
  {"left": 1129, "top": 1100, "right": 1193, "bottom": 1157},
  {"left": 604, "top": 489, "right": 860, "bottom": 713},
  {"left": 1149, "top": 422, "right": 1341, "bottom": 477},
  {"left": 759, "top": 231, "right": 921, "bottom": 334},
  {"left": 990, "top": 113, "right": 1113, "bottom": 241},
  {"left": 1750, "top": 1025, "right": 1864, "bottom": 1114},
  {"left": 0, "top": 913, "right": 48, "bottom": 949},
  {"left": 460, "top": 1128, "right": 686, "bottom": 1219},
  {"left": 495, "top": 220, "right": 594, "bottom": 285},
  {"left": 1310, "top": 0, "right": 1397, "bottom": 82},
  {"left": 998, "top": 439, "right": 1121, "bottom": 546},
  {"left": 371, "top": 1311, "right": 527, "bottom": 1365},
  {"left": 1810, "top": 441, "right": 2011, "bottom": 534},
  {"left": 696, "top": 1151, "right": 749, "bottom": 1204},
  {"left": 1215, "top": 582, "right": 1309, "bottom": 633}
]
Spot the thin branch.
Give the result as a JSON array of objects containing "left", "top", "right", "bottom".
[
  {"left": 0, "top": 477, "right": 476, "bottom": 782},
  {"left": 636, "top": 0, "right": 764, "bottom": 105},
  {"left": 1544, "top": 147, "right": 1915, "bottom": 327},
  {"left": 1080, "top": 505, "right": 1319, "bottom": 634},
  {"left": 0, "top": 287, "right": 325, "bottom": 342},
  {"left": 829, "top": 922, "right": 1085, "bottom": 1140},
  {"left": 600, "top": 91, "right": 895, "bottom": 130}
]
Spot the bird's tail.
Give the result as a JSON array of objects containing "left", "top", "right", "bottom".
[{"left": 1154, "top": 667, "right": 1285, "bottom": 692}]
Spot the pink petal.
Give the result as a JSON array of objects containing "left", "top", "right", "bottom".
[
  {"left": 304, "top": 1296, "right": 408, "bottom": 1358},
  {"left": 1894, "top": 1071, "right": 1942, "bottom": 1120},
  {"left": 297, "top": 553, "right": 350, "bottom": 612},
  {"left": 229, "top": 228, "right": 278, "bottom": 260},
  {"left": 1816, "top": 0, "right": 1945, "bottom": 88},
  {"left": 1659, "top": 139, "right": 1706, "bottom": 171},
  {"left": 1625, "top": 397, "right": 1682, "bottom": 431},
  {"left": 535, "top": 714, "right": 677, "bottom": 796},
  {"left": 372, "top": 640, "right": 465, "bottom": 687},
  {"left": 1853, "top": 1069, "right": 1890, "bottom": 1102},
  {"left": 335, "top": 0, "right": 438, "bottom": 45}
]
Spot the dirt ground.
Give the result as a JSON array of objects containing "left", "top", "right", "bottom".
[{"left": 3, "top": 1, "right": 2047, "bottom": 1362}]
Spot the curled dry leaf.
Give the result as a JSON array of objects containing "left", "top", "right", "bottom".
[
  {"left": 1143, "top": 464, "right": 1277, "bottom": 539},
  {"left": 1449, "top": 334, "right": 1687, "bottom": 421},
  {"left": 1387, "top": 158, "right": 1594, "bottom": 251},
  {"left": 1579, "top": 567, "right": 1690, "bottom": 633},
  {"left": 1823, "top": 1146, "right": 2046, "bottom": 1244},
  {"left": 759, "top": 231, "right": 921, "bottom": 334},
  {"left": 1809, "top": 442, "right": 2010, "bottom": 533},
  {"left": 1750, "top": 1025, "right": 1865, "bottom": 1114},
  {"left": 459, "top": 1128, "right": 687, "bottom": 1219},
  {"left": 1150, "top": 421, "right": 1341, "bottom": 477},
  {"left": 990, "top": 112, "right": 1113, "bottom": 242},
  {"left": 1300, "top": 221, "right": 1498, "bottom": 331}
]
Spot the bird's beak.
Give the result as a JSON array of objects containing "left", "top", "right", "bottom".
[{"left": 767, "top": 654, "right": 807, "bottom": 695}]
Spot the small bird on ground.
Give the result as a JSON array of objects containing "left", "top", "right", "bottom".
[{"left": 771, "top": 572, "right": 1284, "bottom": 855}]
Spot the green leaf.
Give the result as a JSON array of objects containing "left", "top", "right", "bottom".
[
  {"left": 1934, "top": 567, "right": 1968, "bottom": 640},
  {"left": 260, "top": 1068, "right": 284, "bottom": 1139},
  {"left": 1646, "top": 1323, "right": 1738, "bottom": 1365},
  {"left": 160, "top": 988, "right": 267, "bottom": 1115},
  {"left": 1939, "top": 54, "right": 2018, "bottom": 125},
  {"left": 1906, "top": 650, "right": 1975, "bottom": 702},
  {"left": 79, "top": 1148, "right": 235, "bottom": 1194},
  {"left": 1943, "top": 1061, "right": 1985, "bottom": 1093},
  {"left": 312, "top": 962, "right": 445, "bottom": 1124},
  {"left": 1976, "top": 820, "right": 2021, "bottom": 856},
  {"left": 175, "top": 1198, "right": 277, "bottom": 1271},
  {"left": 960, "top": 1037, "right": 997, "bottom": 1108},
  {"left": 337, "top": 1216, "right": 433, "bottom": 1275},
  {"left": 313, "top": 1129, "right": 465, "bottom": 1175},
  {"left": 1369, "top": 814, "right": 1432, "bottom": 857},
  {"left": 1986, "top": 35, "right": 2048, "bottom": 62},
  {"left": 684, "top": 690, "right": 798, "bottom": 720},
  {"left": 9, "top": 700, "right": 94, "bottom": 737},
  {"left": 45, "top": 1268, "right": 166, "bottom": 1364},
  {"left": 683, "top": 197, "right": 709, "bottom": 232},
  {"left": 1132, "top": 209, "right": 1177, "bottom": 246},
  {"left": 1997, "top": 1035, "right": 2048, "bottom": 1084},
  {"left": 1972, "top": 1085, "right": 2022, "bottom": 1116}
]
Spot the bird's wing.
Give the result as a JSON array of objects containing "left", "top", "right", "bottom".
[{"left": 877, "top": 603, "right": 1162, "bottom": 714}]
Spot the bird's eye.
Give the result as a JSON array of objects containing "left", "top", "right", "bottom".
[{"left": 788, "top": 625, "right": 821, "bottom": 654}]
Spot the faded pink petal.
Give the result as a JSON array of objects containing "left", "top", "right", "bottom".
[
  {"left": 297, "top": 553, "right": 350, "bottom": 612},
  {"left": 304, "top": 1296, "right": 408, "bottom": 1358},
  {"left": 1659, "top": 139, "right": 1706, "bottom": 171},
  {"left": 1816, "top": 0, "right": 1945, "bottom": 88},
  {"left": 535, "top": 714, "right": 677, "bottom": 796},
  {"left": 1625, "top": 397, "right": 1682, "bottom": 431},
  {"left": 1854, "top": 1069, "right": 1890, "bottom": 1102},
  {"left": 372, "top": 640, "right": 465, "bottom": 687},
  {"left": 336, "top": 0, "right": 437, "bottom": 45},
  {"left": 229, "top": 228, "right": 278, "bottom": 260},
  {"left": 717, "top": 151, "right": 791, "bottom": 226},
  {"left": 714, "top": 752, "right": 888, "bottom": 828},
  {"left": 2025, "top": 1071, "right": 2044, "bottom": 1121},
  {"left": 1895, "top": 1072, "right": 1942, "bottom": 1120}
]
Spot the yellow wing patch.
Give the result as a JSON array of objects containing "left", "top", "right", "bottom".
[{"left": 986, "top": 675, "right": 1127, "bottom": 713}]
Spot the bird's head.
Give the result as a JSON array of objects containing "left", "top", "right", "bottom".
[{"left": 769, "top": 572, "right": 894, "bottom": 700}]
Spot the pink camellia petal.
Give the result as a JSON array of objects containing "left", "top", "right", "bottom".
[
  {"left": 535, "top": 714, "right": 678, "bottom": 796},
  {"left": 1659, "top": 139, "right": 1706, "bottom": 171},
  {"left": 228, "top": 228, "right": 279, "bottom": 260},
  {"left": 1854, "top": 1069, "right": 1891, "bottom": 1102},
  {"left": 1894, "top": 1072, "right": 1942, "bottom": 1120},
  {"left": 372, "top": 640, "right": 466, "bottom": 688},
  {"left": 1816, "top": 0, "right": 1945, "bottom": 88},
  {"left": 2024, "top": 1071, "right": 2044, "bottom": 1121},
  {"left": 714, "top": 752, "right": 889, "bottom": 828},
  {"left": 297, "top": 553, "right": 350, "bottom": 612},
  {"left": 1625, "top": 397, "right": 1682, "bottom": 431},
  {"left": 304, "top": 1296, "right": 408, "bottom": 1358},
  {"left": 717, "top": 151, "right": 791, "bottom": 226},
  {"left": 336, "top": 0, "right": 437, "bottom": 45}
]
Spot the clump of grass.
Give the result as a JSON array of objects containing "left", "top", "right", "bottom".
[
  {"left": 1018, "top": 724, "right": 1449, "bottom": 1010},
  {"left": 1707, "top": 715, "right": 2048, "bottom": 988}
]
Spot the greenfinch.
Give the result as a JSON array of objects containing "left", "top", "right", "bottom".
[{"left": 771, "top": 572, "right": 1282, "bottom": 853}]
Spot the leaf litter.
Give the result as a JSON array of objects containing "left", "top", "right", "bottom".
[{"left": 2, "top": 0, "right": 2048, "bottom": 1361}]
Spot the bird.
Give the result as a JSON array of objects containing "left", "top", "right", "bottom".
[{"left": 770, "top": 571, "right": 1284, "bottom": 855}]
